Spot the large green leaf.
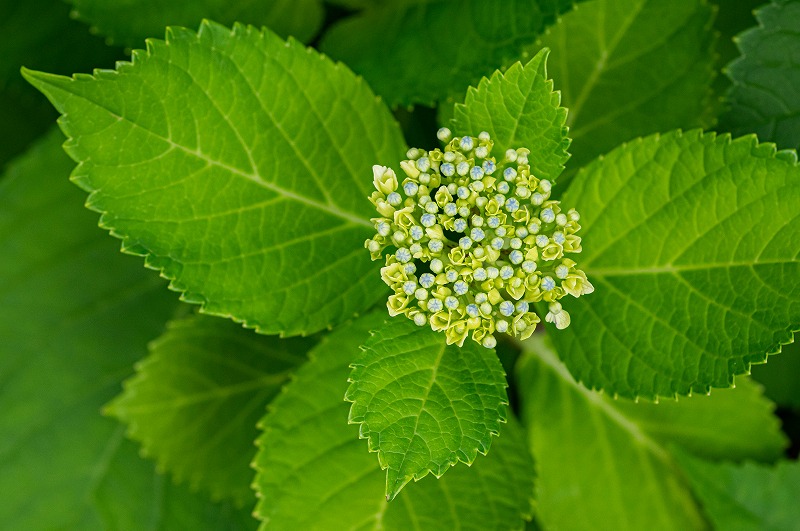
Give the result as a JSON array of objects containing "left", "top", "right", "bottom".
[
  {"left": 68, "top": 0, "right": 324, "bottom": 47},
  {"left": 346, "top": 317, "right": 509, "bottom": 500},
  {"left": 254, "top": 312, "right": 535, "bottom": 530},
  {"left": 320, "top": 0, "right": 575, "bottom": 107},
  {"left": 719, "top": 0, "right": 800, "bottom": 151},
  {"left": 674, "top": 451, "right": 800, "bottom": 531},
  {"left": 24, "top": 21, "right": 407, "bottom": 337},
  {"left": 553, "top": 129, "right": 800, "bottom": 399},
  {"left": 517, "top": 336, "right": 786, "bottom": 531},
  {"left": 0, "top": 129, "right": 252, "bottom": 529},
  {"left": 107, "top": 313, "right": 314, "bottom": 505},
  {"left": 452, "top": 48, "right": 570, "bottom": 182},
  {"left": 537, "top": 0, "right": 716, "bottom": 178}
]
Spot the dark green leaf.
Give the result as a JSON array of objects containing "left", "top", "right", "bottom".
[
  {"left": 0, "top": 129, "right": 251, "bottom": 529},
  {"left": 321, "top": 0, "right": 576, "bottom": 107},
  {"left": 68, "top": 0, "right": 324, "bottom": 47},
  {"left": 537, "top": 0, "right": 716, "bottom": 178},
  {"left": 720, "top": 0, "right": 800, "bottom": 151},
  {"left": 107, "top": 313, "right": 314, "bottom": 505},
  {"left": 674, "top": 451, "right": 800, "bottom": 531}
]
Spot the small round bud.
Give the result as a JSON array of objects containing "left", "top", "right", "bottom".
[
  {"left": 417, "top": 157, "right": 431, "bottom": 172},
  {"left": 404, "top": 182, "right": 419, "bottom": 196},
  {"left": 428, "top": 239, "right": 443, "bottom": 252},
  {"left": 427, "top": 298, "right": 443, "bottom": 312},
  {"left": 410, "top": 226, "right": 424, "bottom": 240},
  {"left": 407, "top": 148, "right": 420, "bottom": 159},
  {"left": 505, "top": 149, "right": 517, "bottom": 162},
  {"left": 425, "top": 201, "right": 438, "bottom": 214},
  {"left": 454, "top": 219, "right": 468, "bottom": 232},
  {"left": 403, "top": 281, "right": 417, "bottom": 295},
  {"left": 496, "top": 320, "right": 509, "bottom": 333},
  {"left": 487, "top": 216, "right": 500, "bottom": 228},
  {"left": 521, "top": 260, "right": 537, "bottom": 273},
  {"left": 542, "top": 276, "right": 556, "bottom": 291},
  {"left": 459, "top": 236, "right": 473, "bottom": 250},
  {"left": 474, "top": 268, "right": 488, "bottom": 281},
  {"left": 454, "top": 280, "right": 469, "bottom": 295},
  {"left": 500, "top": 266, "right": 514, "bottom": 279},
  {"left": 421, "top": 213, "right": 437, "bottom": 227},
  {"left": 478, "top": 131, "right": 491, "bottom": 141},
  {"left": 457, "top": 186, "right": 470, "bottom": 199},
  {"left": 460, "top": 136, "right": 474, "bottom": 151},
  {"left": 444, "top": 203, "right": 458, "bottom": 216},
  {"left": 540, "top": 208, "right": 555, "bottom": 223},
  {"left": 430, "top": 258, "right": 444, "bottom": 273},
  {"left": 470, "top": 166, "right": 484, "bottom": 180},
  {"left": 509, "top": 250, "right": 523, "bottom": 264},
  {"left": 445, "top": 296, "right": 459, "bottom": 310},
  {"left": 396, "top": 248, "right": 412, "bottom": 262},
  {"left": 415, "top": 288, "right": 429, "bottom": 300},
  {"left": 556, "top": 213, "right": 568, "bottom": 226},
  {"left": 437, "top": 127, "right": 452, "bottom": 142},
  {"left": 487, "top": 267, "right": 499, "bottom": 279},
  {"left": 503, "top": 167, "right": 517, "bottom": 181},
  {"left": 446, "top": 270, "right": 458, "bottom": 282},
  {"left": 499, "top": 301, "right": 515, "bottom": 316},
  {"left": 516, "top": 301, "right": 529, "bottom": 314},
  {"left": 510, "top": 238, "right": 522, "bottom": 249},
  {"left": 482, "top": 160, "right": 496, "bottom": 174},
  {"left": 475, "top": 146, "right": 489, "bottom": 159},
  {"left": 466, "top": 304, "right": 480, "bottom": 318},
  {"left": 490, "top": 237, "right": 504, "bottom": 250},
  {"left": 441, "top": 163, "right": 455, "bottom": 177},
  {"left": 555, "top": 265, "right": 569, "bottom": 279},
  {"left": 414, "top": 313, "right": 427, "bottom": 326},
  {"left": 497, "top": 182, "right": 510, "bottom": 194},
  {"left": 457, "top": 161, "right": 470, "bottom": 176},
  {"left": 531, "top": 193, "right": 544, "bottom": 206},
  {"left": 482, "top": 335, "right": 497, "bottom": 349},
  {"left": 471, "top": 227, "right": 486, "bottom": 241}
]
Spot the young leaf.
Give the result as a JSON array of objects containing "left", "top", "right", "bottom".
[
  {"left": 68, "top": 0, "right": 324, "bottom": 47},
  {"left": 553, "top": 129, "right": 800, "bottom": 399},
  {"left": 254, "top": 312, "right": 534, "bottom": 529},
  {"left": 24, "top": 22, "right": 407, "bottom": 337},
  {"left": 537, "top": 0, "right": 716, "bottom": 177},
  {"left": 320, "top": 0, "right": 576, "bottom": 107},
  {"left": 346, "top": 317, "right": 509, "bottom": 500},
  {"left": 107, "top": 313, "right": 314, "bottom": 505},
  {"left": 719, "top": 0, "right": 800, "bottom": 151},
  {"left": 674, "top": 451, "right": 800, "bottom": 531},
  {"left": 517, "top": 336, "right": 786, "bottom": 531},
  {"left": 452, "top": 48, "right": 570, "bottom": 183},
  {"left": 0, "top": 130, "right": 250, "bottom": 529}
]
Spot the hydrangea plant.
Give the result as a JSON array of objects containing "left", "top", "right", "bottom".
[{"left": 2, "top": 0, "right": 800, "bottom": 530}]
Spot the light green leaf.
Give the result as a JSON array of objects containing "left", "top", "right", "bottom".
[
  {"left": 751, "top": 339, "right": 800, "bottom": 410},
  {"left": 537, "top": 0, "right": 716, "bottom": 178},
  {"left": 24, "top": 21, "right": 407, "bottom": 337},
  {"left": 68, "top": 0, "right": 324, "bottom": 47},
  {"left": 320, "top": 0, "right": 576, "bottom": 107},
  {"left": 720, "top": 0, "right": 800, "bottom": 151},
  {"left": 0, "top": 129, "right": 252, "bottom": 529},
  {"left": 553, "top": 129, "right": 800, "bottom": 399},
  {"left": 107, "top": 313, "right": 314, "bottom": 505},
  {"left": 254, "top": 312, "right": 534, "bottom": 530},
  {"left": 346, "top": 317, "right": 509, "bottom": 500},
  {"left": 452, "top": 48, "right": 570, "bottom": 182},
  {"left": 517, "top": 336, "right": 786, "bottom": 531},
  {"left": 674, "top": 451, "right": 800, "bottom": 531}
]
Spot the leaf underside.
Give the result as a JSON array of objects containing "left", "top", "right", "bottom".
[
  {"left": 24, "top": 21, "right": 407, "bottom": 337},
  {"left": 720, "top": 0, "right": 800, "bottom": 151},
  {"left": 107, "top": 313, "right": 314, "bottom": 505},
  {"left": 554, "top": 129, "right": 800, "bottom": 399},
  {"left": 517, "top": 336, "right": 786, "bottom": 531},
  {"left": 254, "top": 312, "right": 534, "bottom": 530},
  {"left": 452, "top": 48, "right": 570, "bottom": 183}
]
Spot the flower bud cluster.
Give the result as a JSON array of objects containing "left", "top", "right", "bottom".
[{"left": 365, "top": 129, "right": 593, "bottom": 348}]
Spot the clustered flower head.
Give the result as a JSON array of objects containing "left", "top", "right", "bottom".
[{"left": 365, "top": 129, "right": 593, "bottom": 349}]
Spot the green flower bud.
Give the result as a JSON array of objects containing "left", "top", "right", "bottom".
[{"left": 365, "top": 131, "right": 593, "bottom": 347}]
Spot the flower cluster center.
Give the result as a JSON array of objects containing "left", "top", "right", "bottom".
[{"left": 366, "top": 129, "right": 593, "bottom": 348}]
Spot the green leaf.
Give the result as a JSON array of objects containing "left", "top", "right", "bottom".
[
  {"left": 254, "top": 312, "right": 535, "bottom": 530},
  {"left": 68, "top": 0, "right": 324, "bottom": 47},
  {"left": 553, "top": 129, "right": 800, "bottom": 399},
  {"left": 517, "top": 336, "right": 786, "bottom": 531},
  {"left": 23, "top": 21, "right": 407, "bottom": 337},
  {"left": 0, "top": 129, "right": 251, "bottom": 529},
  {"left": 751, "top": 339, "right": 800, "bottom": 410},
  {"left": 537, "top": 0, "right": 716, "bottom": 177},
  {"left": 346, "top": 317, "right": 509, "bottom": 500},
  {"left": 107, "top": 313, "right": 314, "bottom": 505},
  {"left": 320, "top": 0, "right": 576, "bottom": 107},
  {"left": 674, "top": 451, "right": 800, "bottom": 531},
  {"left": 719, "top": 0, "right": 800, "bottom": 151},
  {"left": 452, "top": 48, "right": 570, "bottom": 182}
]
